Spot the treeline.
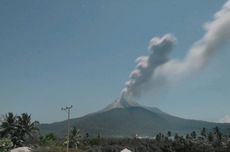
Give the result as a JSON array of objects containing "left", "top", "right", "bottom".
[
  {"left": 1, "top": 112, "right": 230, "bottom": 152},
  {"left": 32, "top": 126, "right": 230, "bottom": 152},
  {"left": 34, "top": 128, "right": 230, "bottom": 152},
  {"left": 71, "top": 127, "right": 230, "bottom": 152}
]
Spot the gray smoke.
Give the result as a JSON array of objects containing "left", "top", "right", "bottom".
[
  {"left": 154, "top": 0, "right": 230, "bottom": 82},
  {"left": 121, "top": 34, "right": 176, "bottom": 100},
  {"left": 121, "top": 0, "right": 230, "bottom": 101}
]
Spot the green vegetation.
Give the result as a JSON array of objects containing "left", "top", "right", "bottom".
[
  {"left": 34, "top": 127, "right": 230, "bottom": 152},
  {"left": 1, "top": 112, "right": 230, "bottom": 152},
  {"left": 0, "top": 112, "right": 39, "bottom": 147},
  {"left": 40, "top": 133, "right": 59, "bottom": 146},
  {"left": 0, "top": 137, "right": 13, "bottom": 152},
  {"left": 68, "top": 127, "right": 81, "bottom": 149}
]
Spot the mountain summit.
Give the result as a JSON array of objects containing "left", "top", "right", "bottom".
[
  {"left": 40, "top": 100, "right": 230, "bottom": 137},
  {"left": 102, "top": 98, "right": 141, "bottom": 112}
]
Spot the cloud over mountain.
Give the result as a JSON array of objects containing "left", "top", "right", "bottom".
[{"left": 120, "top": 0, "right": 230, "bottom": 101}]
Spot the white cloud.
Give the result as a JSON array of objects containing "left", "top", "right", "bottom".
[{"left": 219, "top": 114, "right": 230, "bottom": 123}]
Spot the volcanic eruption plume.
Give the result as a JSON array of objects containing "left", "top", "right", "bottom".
[
  {"left": 120, "top": 0, "right": 230, "bottom": 102},
  {"left": 120, "top": 34, "right": 176, "bottom": 100}
]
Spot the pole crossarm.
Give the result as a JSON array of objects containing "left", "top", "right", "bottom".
[{"left": 61, "top": 105, "right": 73, "bottom": 113}]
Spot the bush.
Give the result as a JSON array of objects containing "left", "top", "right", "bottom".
[
  {"left": 89, "top": 138, "right": 100, "bottom": 146},
  {"left": 0, "top": 138, "right": 13, "bottom": 152},
  {"left": 40, "top": 133, "right": 58, "bottom": 146}
]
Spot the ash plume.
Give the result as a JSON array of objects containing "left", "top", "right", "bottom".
[
  {"left": 121, "top": 34, "right": 176, "bottom": 100},
  {"left": 155, "top": 0, "right": 230, "bottom": 82},
  {"left": 121, "top": 0, "right": 230, "bottom": 101}
]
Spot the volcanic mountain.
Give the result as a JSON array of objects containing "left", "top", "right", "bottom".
[{"left": 40, "top": 99, "right": 230, "bottom": 137}]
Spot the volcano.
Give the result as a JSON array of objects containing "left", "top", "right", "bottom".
[
  {"left": 40, "top": 100, "right": 230, "bottom": 137},
  {"left": 101, "top": 98, "right": 141, "bottom": 112}
]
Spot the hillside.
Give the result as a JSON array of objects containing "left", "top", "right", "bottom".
[{"left": 40, "top": 100, "right": 230, "bottom": 137}]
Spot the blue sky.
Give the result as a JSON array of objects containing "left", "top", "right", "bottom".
[{"left": 0, "top": 0, "right": 230, "bottom": 123}]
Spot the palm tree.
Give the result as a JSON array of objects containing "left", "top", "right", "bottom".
[
  {"left": 17, "top": 113, "right": 39, "bottom": 140},
  {"left": 213, "top": 126, "right": 222, "bottom": 145},
  {"left": 174, "top": 133, "right": 179, "bottom": 141},
  {"left": 0, "top": 112, "right": 22, "bottom": 147},
  {"left": 167, "top": 131, "right": 171, "bottom": 137},
  {"left": 0, "top": 112, "right": 39, "bottom": 147},
  {"left": 185, "top": 134, "right": 190, "bottom": 140},
  {"left": 0, "top": 112, "right": 17, "bottom": 138},
  {"left": 200, "top": 127, "right": 207, "bottom": 140},
  {"left": 156, "top": 133, "right": 162, "bottom": 141},
  {"left": 190, "top": 131, "right": 197, "bottom": 139},
  {"left": 69, "top": 127, "right": 81, "bottom": 149}
]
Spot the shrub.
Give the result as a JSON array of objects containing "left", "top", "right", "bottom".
[{"left": 0, "top": 138, "right": 13, "bottom": 152}]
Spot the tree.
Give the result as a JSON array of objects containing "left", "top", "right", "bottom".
[
  {"left": 0, "top": 113, "right": 17, "bottom": 138},
  {"left": 0, "top": 112, "right": 39, "bottom": 147},
  {"left": 191, "top": 131, "right": 197, "bottom": 139},
  {"left": 156, "top": 133, "right": 162, "bottom": 142},
  {"left": 69, "top": 127, "right": 81, "bottom": 149},
  {"left": 86, "top": 132, "right": 89, "bottom": 138},
  {"left": 167, "top": 131, "right": 171, "bottom": 137},
  {"left": 0, "top": 113, "right": 21, "bottom": 146},
  {"left": 17, "top": 113, "right": 39, "bottom": 140},
  {"left": 200, "top": 127, "right": 207, "bottom": 138},
  {"left": 213, "top": 126, "right": 222, "bottom": 145},
  {"left": 213, "top": 126, "right": 220, "bottom": 135},
  {"left": 185, "top": 134, "right": 190, "bottom": 140},
  {"left": 40, "top": 133, "right": 57, "bottom": 145},
  {"left": 228, "top": 128, "right": 230, "bottom": 138},
  {"left": 174, "top": 133, "right": 179, "bottom": 141}
]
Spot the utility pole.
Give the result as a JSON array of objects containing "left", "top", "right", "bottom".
[{"left": 61, "top": 105, "right": 73, "bottom": 152}]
